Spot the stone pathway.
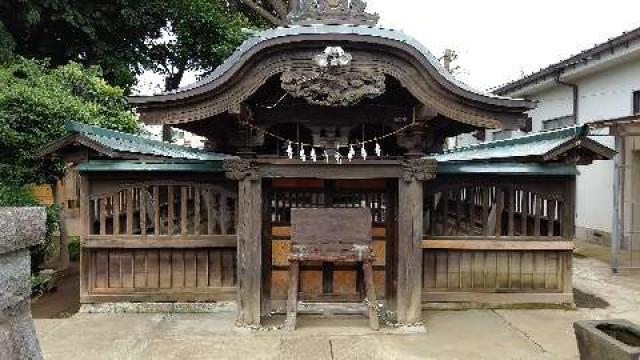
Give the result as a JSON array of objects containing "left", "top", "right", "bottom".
[{"left": 35, "top": 256, "right": 640, "bottom": 360}]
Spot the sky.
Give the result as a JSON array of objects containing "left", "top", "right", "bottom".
[
  {"left": 366, "top": 0, "right": 640, "bottom": 91},
  {"left": 136, "top": 0, "right": 640, "bottom": 95}
]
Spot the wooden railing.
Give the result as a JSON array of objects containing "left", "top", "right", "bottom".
[
  {"left": 421, "top": 177, "right": 574, "bottom": 304},
  {"left": 424, "top": 183, "right": 568, "bottom": 239},
  {"left": 87, "top": 182, "right": 237, "bottom": 248}
]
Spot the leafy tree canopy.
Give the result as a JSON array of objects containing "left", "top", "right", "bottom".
[
  {"left": 147, "top": 0, "right": 254, "bottom": 91},
  {"left": 0, "top": 0, "right": 167, "bottom": 89},
  {"left": 0, "top": 57, "right": 138, "bottom": 185},
  {"left": 0, "top": 0, "right": 257, "bottom": 92}
]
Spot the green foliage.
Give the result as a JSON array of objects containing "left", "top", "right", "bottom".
[
  {"left": 68, "top": 236, "right": 81, "bottom": 262},
  {"left": 146, "top": 0, "right": 253, "bottom": 90},
  {"left": 1, "top": 1, "right": 256, "bottom": 92},
  {"left": 0, "top": 0, "right": 168, "bottom": 89},
  {"left": 0, "top": 58, "right": 138, "bottom": 185},
  {"left": 0, "top": 183, "right": 60, "bottom": 273},
  {"left": 30, "top": 273, "right": 47, "bottom": 296}
]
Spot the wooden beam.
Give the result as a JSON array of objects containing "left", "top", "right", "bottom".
[
  {"left": 259, "top": 161, "right": 403, "bottom": 180},
  {"left": 80, "top": 289, "right": 237, "bottom": 304},
  {"left": 236, "top": 177, "right": 262, "bottom": 326},
  {"left": 168, "top": 186, "right": 175, "bottom": 235},
  {"left": 83, "top": 235, "right": 237, "bottom": 249},
  {"left": 140, "top": 187, "right": 147, "bottom": 237},
  {"left": 181, "top": 187, "right": 188, "bottom": 235},
  {"left": 79, "top": 174, "right": 90, "bottom": 300},
  {"left": 126, "top": 189, "right": 133, "bottom": 235},
  {"left": 421, "top": 239, "right": 575, "bottom": 251},
  {"left": 422, "top": 291, "right": 574, "bottom": 305},
  {"left": 396, "top": 177, "right": 423, "bottom": 324}
]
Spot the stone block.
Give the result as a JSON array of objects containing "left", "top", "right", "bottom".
[
  {"left": 0, "top": 207, "right": 46, "bottom": 255},
  {"left": 0, "top": 249, "right": 31, "bottom": 311},
  {"left": 574, "top": 319, "right": 640, "bottom": 360},
  {"left": 0, "top": 300, "right": 43, "bottom": 360}
]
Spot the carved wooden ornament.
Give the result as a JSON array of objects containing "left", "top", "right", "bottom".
[
  {"left": 281, "top": 69, "right": 386, "bottom": 107},
  {"left": 289, "top": 0, "right": 379, "bottom": 25},
  {"left": 223, "top": 159, "right": 260, "bottom": 181},
  {"left": 402, "top": 159, "right": 437, "bottom": 183}
]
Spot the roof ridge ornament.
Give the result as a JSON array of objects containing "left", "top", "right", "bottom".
[{"left": 288, "top": 0, "right": 379, "bottom": 26}]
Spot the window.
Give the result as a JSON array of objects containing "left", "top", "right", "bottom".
[
  {"left": 634, "top": 91, "right": 640, "bottom": 114},
  {"left": 492, "top": 130, "right": 513, "bottom": 141},
  {"left": 543, "top": 116, "right": 574, "bottom": 130}
]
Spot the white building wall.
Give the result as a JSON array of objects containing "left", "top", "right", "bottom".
[
  {"left": 527, "top": 86, "right": 574, "bottom": 132},
  {"left": 522, "top": 59, "right": 640, "bottom": 241},
  {"left": 573, "top": 59, "right": 640, "bottom": 237}
]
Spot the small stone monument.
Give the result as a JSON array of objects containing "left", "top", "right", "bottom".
[{"left": 0, "top": 207, "right": 46, "bottom": 360}]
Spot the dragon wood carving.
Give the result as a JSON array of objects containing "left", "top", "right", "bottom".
[{"left": 281, "top": 69, "right": 386, "bottom": 107}]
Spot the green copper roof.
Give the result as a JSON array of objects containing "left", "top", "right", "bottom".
[
  {"left": 437, "top": 162, "right": 578, "bottom": 176},
  {"left": 429, "top": 125, "right": 587, "bottom": 162},
  {"left": 66, "top": 121, "right": 228, "bottom": 161},
  {"left": 76, "top": 160, "right": 224, "bottom": 173}
]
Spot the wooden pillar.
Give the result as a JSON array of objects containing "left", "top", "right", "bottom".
[
  {"left": 384, "top": 180, "right": 398, "bottom": 317},
  {"left": 563, "top": 177, "right": 576, "bottom": 295},
  {"left": 261, "top": 180, "right": 272, "bottom": 315},
  {"left": 395, "top": 159, "right": 435, "bottom": 324},
  {"left": 79, "top": 174, "right": 90, "bottom": 302},
  {"left": 225, "top": 159, "right": 262, "bottom": 326}
]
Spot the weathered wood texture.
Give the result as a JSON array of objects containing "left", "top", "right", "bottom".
[
  {"left": 236, "top": 177, "right": 262, "bottom": 325},
  {"left": 422, "top": 249, "right": 572, "bottom": 293},
  {"left": 82, "top": 179, "right": 238, "bottom": 303},
  {"left": 88, "top": 182, "right": 236, "bottom": 238},
  {"left": 424, "top": 176, "right": 570, "bottom": 239},
  {"left": 421, "top": 176, "right": 575, "bottom": 305},
  {"left": 286, "top": 208, "right": 378, "bottom": 330},
  {"left": 86, "top": 248, "right": 236, "bottom": 298},
  {"left": 396, "top": 177, "right": 423, "bottom": 323}
]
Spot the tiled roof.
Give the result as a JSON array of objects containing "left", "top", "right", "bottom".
[
  {"left": 65, "top": 121, "right": 228, "bottom": 161},
  {"left": 428, "top": 125, "right": 614, "bottom": 163}
]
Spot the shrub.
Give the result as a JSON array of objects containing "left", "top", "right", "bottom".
[{"left": 68, "top": 236, "right": 81, "bottom": 262}]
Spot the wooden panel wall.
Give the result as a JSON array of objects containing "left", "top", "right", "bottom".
[
  {"left": 88, "top": 248, "right": 236, "bottom": 297},
  {"left": 423, "top": 249, "right": 568, "bottom": 291},
  {"left": 81, "top": 179, "right": 238, "bottom": 303}
]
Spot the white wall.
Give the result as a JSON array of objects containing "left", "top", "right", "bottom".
[
  {"left": 573, "top": 59, "right": 640, "bottom": 234},
  {"left": 522, "top": 59, "right": 640, "bottom": 235},
  {"left": 527, "top": 86, "right": 574, "bottom": 132}
]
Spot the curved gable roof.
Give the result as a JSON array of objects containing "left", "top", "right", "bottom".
[{"left": 130, "top": 25, "right": 533, "bottom": 110}]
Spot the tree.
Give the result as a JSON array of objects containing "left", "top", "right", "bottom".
[
  {"left": 235, "top": 0, "right": 297, "bottom": 26},
  {"left": 439, "top": 49, "right": 462, "bottom": 75},
  {"left": 147, "top": 0, "right": 253, "bottom": 92},
  {"left": 0, "top": 0, "right": 168, "bottom": 90},
  {"left": 0, "top": 58, "right": 138, "bottom": 185},
  {"left": 1, "top": 1, "right": 259, "bottom": 93},
  {"left": 0, "top": 57, "right": 137, "bottom": 270}
]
